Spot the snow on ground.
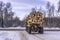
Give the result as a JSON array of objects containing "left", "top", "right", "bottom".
[
  {"left": 0, "top": 26, "right": 60, "bottom": 40},
  {"left": 0, "top": 26, "right": 26, "bottom": 29},
  {"left": 0, "top": 31, "right": 21, "bottom": 40},
  {"left": 35, "top": 31, "right": 60, "bottom": 40},
  {"left": 21, "top": 31, "right": 60, "bottom": 40},
  {"left": 0, "top": 31, "right": 60, "bottom": 40},
  {"left": 0, "top": 26, "right": 60, "bottom": 31},
  {"left": 44, "top": 27, "right": 60, "bottom": 30}
]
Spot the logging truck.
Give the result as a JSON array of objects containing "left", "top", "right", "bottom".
[{"left": 26, "top": 11, "right": 44, "bottom": 34}]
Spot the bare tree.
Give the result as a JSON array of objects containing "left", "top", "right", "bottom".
[
  {"left": 39, "top": 6, "right": 42, "bottom": 12},
  {"left": 31, "top": 8, "right": 36, "bottom": 12},
  {"left": 46, "top": 2, "right": 51, "bottom": 17},
  {"left": 0, "top": 1, "right": 21, "bottom": 27},
  {"left": 58, "top": 1, "right": 60, "bottom": 12},
  {"left": 0, "top": 1, "right": 5, "bottom": 27},
  {"left": 51, "top": 4, "right": 55, "bottom": 17}
]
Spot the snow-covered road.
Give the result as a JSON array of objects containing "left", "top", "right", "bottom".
[
  {"left": 21, "top": 31, "right": 60, "bottom": 40},
  {"left": 0, "top": 31, "right": 60, "bottom": 40}
]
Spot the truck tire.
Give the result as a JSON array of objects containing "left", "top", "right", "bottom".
[
  {"left": 28, "top": 27, "right": 31, "bottom": 34},
  {"left": 26, "top": 26, "right": 28, "bottom": 32},
  {"left": 38, "top": 27, "right": 43, "bottom": 34}
]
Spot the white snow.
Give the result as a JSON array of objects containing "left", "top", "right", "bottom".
[
  {"left": 0, "top": 29, "right": 60, "bottom": 40},
  {"left": 0, "top": 31, "right": 60, "bottom": 40},
  {"left": 44, "top": 27, "right": 60, "bottom": 29},
  {"left": 0, "top": 26, "right": 26, "bottom": 29},
  {"left": 0, "top": 31, "right": 21, "bottom": 40},
  {"left": 21, "top": 31, "right": 60, "bottom": 40},
  {"left": 0, "top": 26, "right": 60, "bottom": 31}
]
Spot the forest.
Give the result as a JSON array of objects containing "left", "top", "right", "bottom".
[{"left": 0, "top": 1, "right": 60, "bottom": 27}]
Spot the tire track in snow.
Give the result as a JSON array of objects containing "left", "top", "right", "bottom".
[
  {"left": 20, "top": 31, "right": 47, "bottom": 40},
  {"left": 31, "top": 31, "right": 48, "bottom": 40},
  {"left": 21, "top": 31, "right": 45, "bottom": 40},
  {"left": 20, "top": 31, "right": 29, "bottom": 40},
  {"left": 32, "top": 34, "right": 45, "bottom": 40}
]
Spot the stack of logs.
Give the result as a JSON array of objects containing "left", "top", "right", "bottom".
[{"left": 27, "top": 11, "right": 44, "bottom": 26}]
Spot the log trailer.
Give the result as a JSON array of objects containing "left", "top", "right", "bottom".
[{"left": 26, "top": 11, "right": 44, "bottom": 34}]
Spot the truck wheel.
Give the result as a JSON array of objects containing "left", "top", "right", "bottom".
[
  {"left": 26, "top": 26, "right": 28, "bottom": 32},
  {"left": 38, "top": 27, "right": 43, "bottom": 34},
  {"left": 28, "top": 27, "right": 31, "bottom": 34},
  {"left": 41, "top": 27, "right": 43, "bottom": 34}
]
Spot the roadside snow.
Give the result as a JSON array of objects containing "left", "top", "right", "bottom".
[
  {"left": 44, "top": 27, "right": 60, "bottom": 30},
  {"left": 0, "top": 26, "right": 26, "bottom": 29},
  {"left": 0, "top": 31, "right": 21, "bottom": 40}
]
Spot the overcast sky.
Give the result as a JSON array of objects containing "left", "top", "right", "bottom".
[{"left": 0, "top": 0, "right": 60, "bottom": 20}]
